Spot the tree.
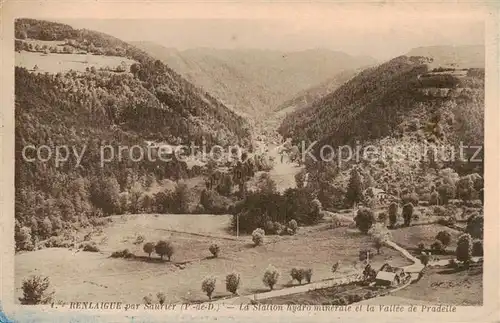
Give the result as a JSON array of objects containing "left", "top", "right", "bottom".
[
  {"left": 402, "top": 203, "right": 414, "bottom": 227},
  {"left": 156, "top": 292, "right": 166, "bottom": 305},
  {"left": 436, "top": 231, "right": 452, "bottom": 247},
  {"left": 354, "top": 208, "right": 375, "bottom": 234},
  {"left": 39, "top": 216, "right": 53, "bottom": 239},
  {"left": 388, "top": 202, "right": 398, "bottom": 228},
  {"left": 430, "top": 191, "right": 440, "bottom": 205},
  {"left": 290, "top": 268, "right": 305, "bottom": 284},
  {"left": 466, "top": 215, "right": 484, "bottom": 240},
  {"left": 295, "top": 169, "right": 307, "bottom": 188},
  {"left": 201, "top": 276, "right": 216, "bottom": 300},
  {"left": 15, "top": 226, "right": 34, "bottom": 251},
  {"left": 346, "top": 168, "right": 364, "bottom": 207},
  {"left": 171, "top": 183, "right": 190, "bottom": 213},
  {"left": 362, "top": 264, "right": 376, "bottom": 282},
  {"left": 19, "top": 275, "right": 54, "bottom": 305},
  {"left": 143, "top": 242, "right": 154, "bottom": 258},
  {"left": 252, "top": 228, "right": 265, "bottom": 246},
  {"left": 155, "top": 240, "right": 174, "bottom": 261},
  {"left": 90, "top": 176, "right": 120, "bottom": 215},
  {"left": 287, "top": 219, "right": 298, "bottom": 234},
  {"left": 309, "top": 198, "right": 324, "bottom": 224},
  {"left": 437, "top": 183, "right": 455, "bottom": 205},
  {"left": 304, "top": 268, "right": 313, "bottom": 283},
  {"left": 456, "top": 233, "right": 473, "bottom": 265},
  {"left": 456, "top": 175, "right": 476, "bottom": 201},
  {"left": 225, "top": 272, "right": 240, "bottom": 295},
  {"left": 368, "top": 223, "right": 392, "bottom": 254},
  {"left": 420, "top": 253, "right": 430, "bottom": 266},
  {"left": 256, "top": 173, "right": 277, "bottom": 194},
  {"left": 472, "top": 240, "right": 483, "bottom": 256},
  {"left": 431, "top": 240, "right": 444, "bottom": 253},
  {"left": 263, "top": 265, "right": 280, "bottom": 290},
  {"left": 209, "top": 243, "right": 220, "bottom": 258}
]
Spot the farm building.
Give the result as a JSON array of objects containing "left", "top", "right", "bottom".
[
  {"left": 375, "top": 271, "right": 400, "bottom": 287},
  {"left": 376, "top": 263, "right": 410, "bottom": 287}
]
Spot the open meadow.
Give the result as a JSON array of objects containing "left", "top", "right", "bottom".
[{"left": 15, "top": 213, "right": 410, "bottom": 304}]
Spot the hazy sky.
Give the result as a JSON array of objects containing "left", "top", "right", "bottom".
[{"left": 59, "top": 4, "right": 485, "bottom": 60}]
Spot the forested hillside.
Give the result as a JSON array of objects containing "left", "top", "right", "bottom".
[
  {"left": 278, "top": 55, "right": 484, "bottom": 209},
  {"left": 279, "top": 55, "right": 484, "bottom": 150},
  {"left": 132, "top": 42, "right": 376, "bottom": 118},
  {"left": 14, "top": 19, "right": 251, "bottom": 249}
]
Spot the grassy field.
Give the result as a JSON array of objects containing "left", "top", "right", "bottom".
[
  {"left": 15, "top": 51, "right": 136, "bottom": 73},
  {"left": 390, "top": 224, "right": 463, "bottom": 257},
  {"left": 15, "top": 214, "right": 410, "bottom": 304},
  {"left": 393, "top": 265, "right": 483, "bottom": 305}
]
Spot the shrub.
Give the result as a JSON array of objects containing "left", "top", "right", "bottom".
[
  {"left": 420, "top": 253, "right": 430, "bottom": 266},
  {"left": 15, "top": 226, "right": 34, "bottom": 251},
  {"left": 354, "top": 208, "right": 376, "bottom": 234},
  {"left": 143, "top": 294, "right": 153, "bottom": 305},
  {"left": 225, "top": 272, "right": 241, "bottom": 295},
  {"left": 466, "top": 215, "right": 484, "bottom": 240},
  {"left": 304, "top": 268, "right": 313, "bottom": 283},
  {"left": 111, "top": 249, "right": 135, "bottom": 258},
  {"left": 155, "top": 240, "right": 174, "bottom": 261},
  {"left": 331, "top": 261, "right": 340, "bottom": 274},
  {"left": 402, "top": 192, "right": 419, "bottom": 206},
  {"left": 200, "top": 189, "right": 234, "bottom": 214},
  {"left": 82, "top": 242, "right": 100, "bottom": 252},
  {"left": 378, "top": 212, "right": 388, "bottom": 224},
  {"left": 402, "top": 203, "right": 414, "bottom": 227},
  {"left": 388, "top": 202, "right": 398, "bottom": 228},
  {"left": 436, "top": 231, "right": 452, "bottom": 247},
  {"left": 287, "top": 219, "right": 298, "bottom": 234},
  {"left": 430, "top": 240, "right": 444, "bottom": 253},
  {"left": 363, "top": 291, "right": 375, "bottom": 300},
  {"left": 143, "top": 242, "right": 155, "bottom": 258},
  {"left": 437, "top": 183, "right": 455, "bottom": 204},
  {"left": 252, "top": 228, "right": 265, "bottom": 246},
  {"left": 43, "top": 236, "right": 73, "bottom": 248},
  {"left": 273, "top": 222, "right": 285, "bottom": 235},
  {"left": 156, "top": 292, "right": 166, "bottom": 305},
  {"left": 350, "top": 294, "right": 363, "bottom": 303},
  {"left": 19, "top": 275, "right": 54, "bottom": 305},
  {"left": 429, "top": 190, "right": 440, "bottom": 205},
  {"left": 433, "top": 205, "right": 447, "bottom": 217},
  {"left": 472, "top": 240, "right": 483, "bottom": 257},
  {"left": 134, "top": 235, "right": 145, "bottom": 245},
  {"left": 447, "top": 259, "right": 458, "bottom": 269},
  {"left": 209, "top": 243, "right": 220, "bottom": 258},
  {"left": 417, "top": 242, "right": 426, "bottom": 253},
  {"left": 201, "top": 276, "right": 217, "bottom": 300},
  {"left": 263, "top": 265, "right": 280, "bottom": 290},
  {"left": 338, "top": 296, "right": 349, "bottom": 305},
  {"left": 290, "top": 268, "right": 305, "bottom": 284},
  {"left": 456, "top": 233, "right": 473, "bottom": 264}
]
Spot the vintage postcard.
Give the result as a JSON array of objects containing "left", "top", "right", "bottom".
[{"left": 0, "top": 1, "right": 498, "bottom": 322}]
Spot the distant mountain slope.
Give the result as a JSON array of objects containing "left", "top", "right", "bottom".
[
  {"left": 131, "top": 41, "right": 377, "bottom": 118},
  {"left": 279, "top": 55, "right": 484, "bottom": 151},
  {"left": 274, "top": 68, "right": 361, "bottom": 113},
  {"left": 406, "top": 45, "right": 484, "bottom": 68}
]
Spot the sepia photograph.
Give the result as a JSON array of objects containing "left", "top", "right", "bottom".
[{"left": 1, "top": 1, "right": 498, "bottom": 322}]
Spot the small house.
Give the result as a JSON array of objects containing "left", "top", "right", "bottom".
[{"left": 375, "top": 271, "right": 400, "bottom": 287}]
